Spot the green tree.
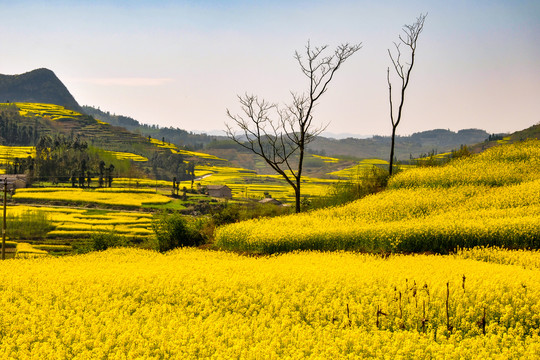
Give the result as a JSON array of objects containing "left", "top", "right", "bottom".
[{"left": 152, "top": 212, "right": 204, "bottom": 252}]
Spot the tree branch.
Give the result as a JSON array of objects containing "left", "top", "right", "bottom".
[
  {"left": 387, "top": 13, "right": 427, "bottom": 175},
  {"left": 226, "top": 41, "right": 361, "bottom": 211}
]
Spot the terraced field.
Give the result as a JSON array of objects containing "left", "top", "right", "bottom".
[{"left": 12, "top": 187, "right": 172, "bottom": 208}]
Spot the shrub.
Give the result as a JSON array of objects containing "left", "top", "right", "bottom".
[
  {"left": 152, "top": 212, "right": 205, "bottom": 252},
  {"left": 211, "top": 204, "right": 241, "bottom": 226},
  {"left": 211, "top": 202, "right": 292, "bottom": 226},
  {"left": 91, "top": 230, "right": 127, "bottom": 251}
]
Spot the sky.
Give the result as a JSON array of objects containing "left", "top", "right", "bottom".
[{"left": 2, "top": 0, "right": 540, "bottom": 137}]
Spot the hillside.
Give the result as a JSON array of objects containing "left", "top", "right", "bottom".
[
  {"left": 470, "top": 122, "right": 540, "bottom": 153},
  {"left": 1, "top": 103, "right": 222, "bottom": 181},
  {"left": 82, "top": 105, "right": 218, "bottom": 149},
  {"left": 215, "top": 139, "right": 540, "bottom": 254},
  {"left": 0, "top": 69, "right": 82, "bottom": 112},
  {"left": 2, "top": 103, "right": 161, "bottom": 153}
]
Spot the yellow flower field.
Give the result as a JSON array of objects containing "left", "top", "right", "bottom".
[
  {"left": 0, "top": 145, "right": 35, "bottom": 161},
  {"left": 187, "top": 165, "right": 335, "bottom": 201},
  {"left": 13, "top": 102, "right": 85, "bottom": 121},
  {"left": 174, "top": 148, "right": 227, "bottom": 161},
  {"left": 102, "top": 150, "right": 148, "bottom": 162},
  {"left": 12, "top": 188, "right": 171, "bottom": 208},
  {"left": 113, "top": 177, "right": 173, "bottom": 187},
  {"left": 0, "top": 145, "right": 34, "bottom": 172},
  {"left": 388, "top": 139, "right": 540, "bottom": 188},
  {"left": 8, "top": 205, "right": 153, "bottom": 240},
  {"left": 312, "top": 154, "right": 340, "bottom": 163},
  {"left": 216, "top": 140, "right": 540, "bottom": 253},
  {"left": 149, "top": 138, "right": 227, "bottom": 160},
  {"left": 0, "top": 247, "right": 538, "bottom": 358}
]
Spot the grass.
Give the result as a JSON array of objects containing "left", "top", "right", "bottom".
[
  {"left": 329, "top": 158, "right": 388, "bottom": 178},
  {"left": 6, "top": 210, "right": 55, "bottom": 240}
]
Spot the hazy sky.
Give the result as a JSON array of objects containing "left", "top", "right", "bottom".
[{"left": 2, "top": 0, "right": 539, "bottom": 137}]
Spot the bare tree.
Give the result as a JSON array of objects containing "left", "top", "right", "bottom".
[
  {"left": 387, "top": 13, "right": 427, "bottom": 175},
  {"left": 226, "top": 42, "right": 361, "bottom": 212}
]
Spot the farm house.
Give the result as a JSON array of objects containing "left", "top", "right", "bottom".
[
  {"left": 3, "top": 174, "right": 28, "bottom": 191},
  {"left": 206, "top": 185, "right": 232, "bottom": 199}
]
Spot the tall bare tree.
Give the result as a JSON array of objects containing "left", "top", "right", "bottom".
[
  {"left": 387, "top": 13, "right": 427, "bottom": 175},
  {"left": 226, "top": 42, "right": 361, "bottom": 212}
]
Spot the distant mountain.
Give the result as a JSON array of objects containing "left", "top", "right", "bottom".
[
  {"left": 321, "top": 132, "right": 371, "bottom": 139},
  {"left": 308, "top": 128, "right": 491, "bottom": 160},
  {"left": 0, "top": 68, "right": 82, "bottom": 112}
]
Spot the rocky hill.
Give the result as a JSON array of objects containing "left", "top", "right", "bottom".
[{"left": 0, "top": 68, "right": 82, "bottom": 112}]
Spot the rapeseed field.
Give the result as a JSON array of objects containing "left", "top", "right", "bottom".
[
  {"left": 8, "top": 205, "right": 153, "bottom": 240},
  {"left": 0, "top": 248, "right": 538, "bottom": 358},
  {"left": 1, "top": 128, "right": 539, "bottom": 357},
  {"left": 12, "top": 188, "right": 171, "bottom": 208},
  {"left": 14, "top": 102, "right": 84, "bottom": 121},
  {"left": 215, "top": 140, "right": 540, "bottom": 253}
]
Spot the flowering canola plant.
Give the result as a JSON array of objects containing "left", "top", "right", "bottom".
[
  {"left": 8, "top": 205, "right": 153, "bottom": 240},
  {"left": 0, "top": 145, "right": 35, "bottom": 161},
  {"left": 388, "top": 140, "right": 540, "bottom": 188},
  {"left": 0, "top": 247, "right": 538, "bottom": 358},
  {"left": 101, "top": 150, "right": 148, "bottom": 162},
  {"left": 13, "top": 102, "right": 86, "bottom": 122},
  {"left": 215, "top": 140, "right": 540, "bottom": 253},
  {"left": 12, "top": 188, "right": 171, "bottom": 208}
]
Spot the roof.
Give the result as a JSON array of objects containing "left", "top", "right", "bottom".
[
  {"left": 2, "top": 174, "right": 28, "bottom": 183},
  {"left": 259, "top": 198, "right": 282, "bottom": 205},
  {"left": 2, "top": 174, "right": 28, "bottom": 190},
  {"left": 206, "top": 185, "right": 231, "bottom": 190}
]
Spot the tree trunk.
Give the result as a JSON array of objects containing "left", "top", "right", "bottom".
[
  {"left": 389, "top": 125, "right": 397, "bottom": 176},
  {"left": 294, "top": 185, "right": 301, "bottom": 213}
]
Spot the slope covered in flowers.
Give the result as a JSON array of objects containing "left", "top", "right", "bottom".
[
  {"left": 0, "top": 248, "right": 538, "bottom": 358},
  {"left": 215, "top": 140, "right": 540, "bottom": 254}
]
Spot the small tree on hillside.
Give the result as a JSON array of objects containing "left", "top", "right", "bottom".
[
  {"left": 107, "top": 164, "right": 115, "bottom": 187},
  {"left": 387, "top": 13, "right": 427, "bottom": 175},
  {"left": 98, "top": 160, "right": 105, "bottom": 188},
  {"left": 226, "top": 42, "right": 361, "bottom": 212}
]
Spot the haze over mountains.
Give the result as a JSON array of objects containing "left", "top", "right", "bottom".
[{"left": 0, "top": 68, "right": 498, "bottom": 159}]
